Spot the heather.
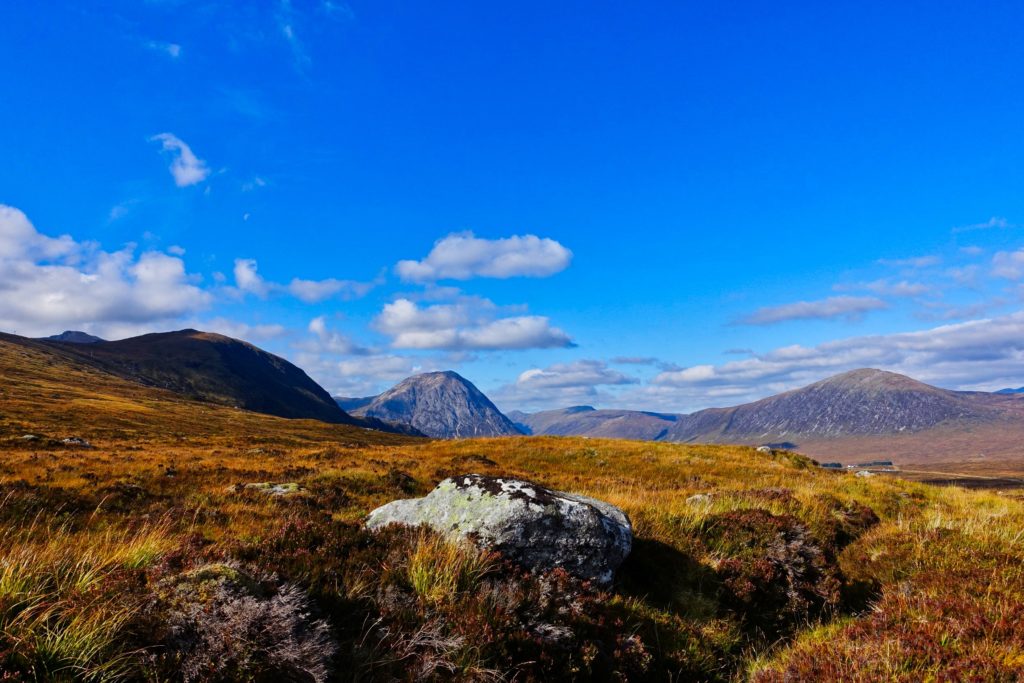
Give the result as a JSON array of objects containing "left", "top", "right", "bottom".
[{"left": 0, "top": 427, "right": 1021, "bottom": 681}]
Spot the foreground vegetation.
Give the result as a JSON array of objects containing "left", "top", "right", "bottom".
[{"left": 0, "top": 428, "right": 1021, "bottom": 681}]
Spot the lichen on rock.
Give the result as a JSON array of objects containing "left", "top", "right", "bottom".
[{"left": 366, "top": 474, "right": 632, "bottom": 584}]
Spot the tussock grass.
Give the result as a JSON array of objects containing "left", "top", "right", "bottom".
[
  {"left": 0, "top": 512, "right": 174, "bottom": 680},
  {"left": 406, "top": 532, "right": 496, "bottom": 604}
]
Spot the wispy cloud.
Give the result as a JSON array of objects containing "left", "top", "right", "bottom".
[
  {"left": 913, "top": 300, "right": 996, "bottom": 322},
  {"left": 877, "top": 254, "right": 942, "bottom": 269},
  {"left": 736, "top": 296, "right": 887, "bottom": 326},
  {"left": 396, "top": 232, "right": 573, "bottom": 282},
  {"left": 952, "top": 216, "right": 1015, "bottom": 233},
  {"left": 150, "top": 133, "right": 210, "bottom": 187},
  {"left": 241, "top": 176, "right": 268, "bottom": 192},
  {"left": 277, "top": 0, "right": 311, "bottom": 71},
  {"left": 992, "top": 248, "right": 1024, "bottom": 280},
  {"left": 145, "top": 40, "right": 181, "bottom": 59},
  {"left": 834, "top": 279, "right": 931, "bottom": 297}
]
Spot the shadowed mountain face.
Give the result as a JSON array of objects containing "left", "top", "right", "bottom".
[
  {"left": 349, "top": 371, "right": 522, "bottom": 439},
  {"left": 40, "top": 329, "right": 358, "bottom": 425},
  {"left": 42, "top": 330, "right": 104, "bottom": 344},
  {"left": 0, "top": 331, "right": 420, "bottom": 445}
]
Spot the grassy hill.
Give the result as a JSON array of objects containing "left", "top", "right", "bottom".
[
  {"left": 0, "top": 336, "right": 1022, "bottom": 680},
  {"left": 0, "top": 332, "right": 416, "bottom": 447}
]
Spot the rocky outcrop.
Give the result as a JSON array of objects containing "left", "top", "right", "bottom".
[
  {"left": 366, "top": 474, "right": 632, "bottom": 584},
  {"left": 350, "top": 371, "right": 523, "bottom": 439}
]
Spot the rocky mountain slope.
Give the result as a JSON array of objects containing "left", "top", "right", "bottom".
[{"left": 348, "top": 371, "right": 523, "bottom": 439}]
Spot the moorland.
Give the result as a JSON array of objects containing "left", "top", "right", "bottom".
[{"left": 1, "top": 332, "right": 1023, "bottom": 681}]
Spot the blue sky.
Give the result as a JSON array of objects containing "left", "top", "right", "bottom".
[{"left": 2, "top": 1, "right": 1024, "bottom": 412}]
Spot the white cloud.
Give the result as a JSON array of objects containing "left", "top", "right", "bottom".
[
  {"left": 233, "top": 258, "right": 270, "bottom": 297},
  {"left": 374, "top": 298, "right": 573, "bottom": 351},
  {"left": 492, "top": 360, "right": 639, "bottom": 410},
  {"left": 515, "top": 360, "right": 636, "bottom": 390},
  {"left": 396, "top": 231, "right": 572, "bottom": 282},
  {"left": 295, "top": 350, "right": 437, "bottom": 397},
  {"left": 992, "top": 248, "right": 1024, "bottom": 280},
  {"left": 232, "top": 258, "right": 375, "bottom": 302},
  {"left": 0, "top": 205, "right": 210, "bottom": 336},
  {"left": 150, "top": 133, "right": 210, "bottom": 187},
  {"left": 199, "top": 317, "right": 287, "bottom": 342},
  {"left": 300, "top": 316, "right": 371, "bottom": 355},
  {"left": 737, "top": 296, "right": 888, "bottom": 325}
]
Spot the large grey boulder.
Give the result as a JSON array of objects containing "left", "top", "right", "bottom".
[{"left": 366, "top": 474, "right": 632, "bottom": 584}]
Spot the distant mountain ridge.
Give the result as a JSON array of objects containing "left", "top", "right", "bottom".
[
  {"left": 343, "top": 371, "right": 522, "bottom": 439},
  {"left": 512, "top": 368, "right": 1024, "bottom": 463},
  {"left": 511, "top": 406, "right": 679, "bottom": 440},
  {"left": 668, "top": 369, "right": 1003, "bottom": 442}
]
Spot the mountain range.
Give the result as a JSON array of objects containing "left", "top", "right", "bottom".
[
  {"left": 10, "top": 328, "right": 1024, "bottom": 466},
  {"left": 513, "top": 368, "right": 1024, "bottom": 464}
]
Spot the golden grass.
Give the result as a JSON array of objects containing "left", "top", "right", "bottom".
[
  {"left": 406, "top": 532, "right": 497, "bottom": 605},
  {"left": 2, "top": 336, "right": 1024, "bottom": 679}
]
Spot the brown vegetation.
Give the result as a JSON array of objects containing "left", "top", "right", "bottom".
[{"left": 1, "top": 335, "right": 1023, "bottom": 680}]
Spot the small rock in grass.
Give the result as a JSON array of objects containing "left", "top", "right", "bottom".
[
  {"left": 686, "top": 493, "right": 713, "bottom": 506},
  {"left": 229, "top": 482, "right": 306, "bottom": 496}
]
